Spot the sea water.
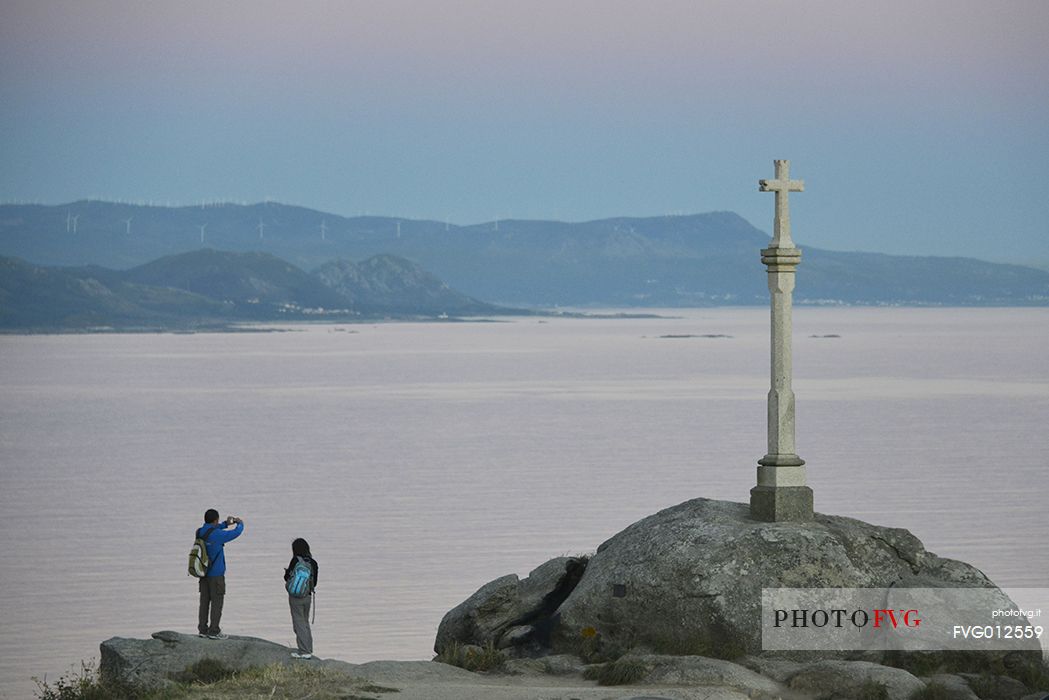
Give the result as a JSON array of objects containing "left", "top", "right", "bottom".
[{"left": 1, "top": 308, "right": 1046, "bottom": 696}]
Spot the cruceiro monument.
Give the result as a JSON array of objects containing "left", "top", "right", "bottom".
[
  {"left": 424, "top": 160, "right": 1046, "bottom": 699},
  {"left": 752, "top": 159, "right": 813, "bottom": 522}
]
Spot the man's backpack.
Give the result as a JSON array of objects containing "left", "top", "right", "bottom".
[
  {"left": 286, "top": 556, "right": 313, "bottom": 598},
  {"left": 188, "top": 526, "right": 216, "bottom": 578}
]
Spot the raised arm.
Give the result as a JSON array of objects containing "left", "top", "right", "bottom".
[{"left": 212, "top": 520, "right": 244, "bottom": 544}]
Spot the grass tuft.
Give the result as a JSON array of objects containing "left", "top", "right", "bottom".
[
  {"left": 34, "top": 662, "right": 164, "bottom": 700},
  {"left": 358, "top": 682, "right": 400, "bottom": 694},
  {"left": 185, "top": 663, "right": 398, "bottom": 698},
  {"left": 433, "top": 641, "right": 506, "bottom": 673},
  {"left": 881, "top": 650, "right": 1049, "bottom": 691},
  {"left": 908, "top": 682, "right": 955, "bottom": 700},
  {"left": 170, "top": 657, "right": 236, "bottom": 685},
  {"left": 582, "top": 658, "right": 649, "bottom": 686},
  {"left": 35, "top": 659, "right": 396, "bottom": 699},
  {"left": 1012, "top": 657, "right": 1049, "bottom": 691}
]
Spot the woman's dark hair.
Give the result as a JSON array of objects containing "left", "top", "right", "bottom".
[
  {"left": 204, "top": 509, "right": 219, "bottom": 523},
  {"left": 292, "top": 538, "right": 311, "bottom": 558}
]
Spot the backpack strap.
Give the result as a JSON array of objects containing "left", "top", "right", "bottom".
[
  {"left": 308, "top": 558, "right": 316, "bottom": 623},
  {"left": 198, "top": 526, "right": 218, "bottom": 573}
]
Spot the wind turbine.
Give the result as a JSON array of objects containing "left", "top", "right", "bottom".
[
  {"left": 320, "top": 220, "right": 328, "bottom": 241},
  {"left": 122, "top": 217, "right": 133, "bottom": 235},
  {"left": 257, "top": 219, "right": 266, "bottom": 240},
  {"left": 198, "top": 223, "right": 208, "bottom": 244},
  {"left": 66, "top": 212, "right": 72, "bottom": 232},
  {"left": 71, "top": 215, "right": 80, "bottom": 234},
  {"left": 396, "top": 221, "right": 401, "bottom": 239}
]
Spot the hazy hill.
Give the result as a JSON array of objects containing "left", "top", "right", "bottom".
[
  {"left": 127, "top": 249, "right": 348, "bottom": 309},
  {"left": 0, "top": 250, "right": 506, "bottom": 329},
  {"left": 2, "top": 201, "right": 1047, "bottom": 306},
  {"left": 0, "top": 256, "right": 230, "bottom": 329},
  {"left": 315, "top": 255, "right": 498, "bottom": 315}
]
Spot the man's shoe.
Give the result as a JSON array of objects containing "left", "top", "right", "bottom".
[
  {"left": 207, "top": 633, "right": 229, "bottom": 640},
  {"left": 291, "top": 652, "right": 312, "bottom": 659},
  {"left": 197, "top": 633, "right": 207, "bottom": 638}
]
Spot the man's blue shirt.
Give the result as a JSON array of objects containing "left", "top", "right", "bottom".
[{"left": 196, "top": 521, "right": 243, "bottom": 577}]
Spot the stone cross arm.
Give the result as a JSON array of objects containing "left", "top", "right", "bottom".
[{"left": 758, "top": 177, "right": 804, "bottom": 193}]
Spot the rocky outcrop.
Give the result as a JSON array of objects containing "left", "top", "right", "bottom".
[
  {"left": 437, "top": 497, "right": 1049, "bottom": 698},
  {"left": 622, "top": 653, "right": 788, "bottom": 697},
  {"left": 98, "top": 630, "right": 1048, "bottom": 699},
  {"left": 550, "top": 498, "right": 997, "bottom": 657},
  {"left": 100, "top": 631, "right": 293, "bottom": 689},
  {"left": 787, "top": 660, "right": 925, "bottom": 700},
  {"left": 434, "top": 556, "right": 586, "bottom": 654},
  {"left": 99, "top": 630, "right": 478, "bottom": 691},
  {"left": 958, "top": 672, "right": 1031, "bottom": 700},
  {"left": 437, "top": 498, "right": 1010, "bottom": 659}
]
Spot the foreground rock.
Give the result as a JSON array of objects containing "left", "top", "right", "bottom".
[
  {"left": 93, "top": 632, "right": 806, "bottom": 699},
  {"left": 437, "top": 497, "right": 1049, "bottom": 698},
  {"left": 787, "top": 660, "right": 924, "bottom": 700},
  {"left": 100, "top": 631, "right": 477, "bottom": 690},
  {"left": 435, "top": 556, "right": 585, "bottom": 654},
  {"left": 99, "top": 631, "right": 1048, "bottom": 699},
  {"left": 439, "top": 498, "right": 1037, "bottom": 661},
  {"left": 101, "top": 631, "right": 288, "bottom": 689},
  {"left": 621, "top": 654, "right": 789, "bottom": 697},
  {"left": 552, "top": 498, "right": 998, "bottom": 657}
]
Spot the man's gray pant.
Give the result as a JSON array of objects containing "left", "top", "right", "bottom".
[
  {"left": 198, "top": 575, "right": 225, "bottom": 636},
  {"left": 289, "top": 594, "right": 313, "bottom": 654}
]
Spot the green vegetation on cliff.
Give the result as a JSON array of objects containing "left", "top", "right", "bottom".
[{"left": 34, "top": 660, "right": 397, "bottom": 700}]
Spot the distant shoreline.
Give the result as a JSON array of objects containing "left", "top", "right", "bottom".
[
  {"left": 0, "top": 311, "right": 675, "bottom": 335},
  {"left": 8, "top": 304, "right": 1049, "bottom": 335}
]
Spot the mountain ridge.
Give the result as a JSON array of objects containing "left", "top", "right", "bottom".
[
  {"left": 2, "top": 201, "right": 1047, "bottom": 306},
  {"left": 0, "top": 250, "right": 511, "bottom": 330}
]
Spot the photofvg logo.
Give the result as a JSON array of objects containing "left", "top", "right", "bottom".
[
  {"left": 774, "top": 607, "right": 922, "bottom": 630},
  {"left": 761, "top": 588, "right": 1047, "bottom": 652}
]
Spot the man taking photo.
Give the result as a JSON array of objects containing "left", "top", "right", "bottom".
[{"left": 196, "top": 509, "right": 244, "bottom": 639}]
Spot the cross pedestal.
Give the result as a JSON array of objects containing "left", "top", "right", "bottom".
[{"left": 751, "top": 160, "right": 813, "bottom": 522}]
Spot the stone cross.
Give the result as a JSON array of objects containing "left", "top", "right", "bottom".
[
  {"left": 750, "top": 159, "right": 813, "bottom": 522},
  {"left": 759, "top": 160, "right": 804, "bottom": 249}
]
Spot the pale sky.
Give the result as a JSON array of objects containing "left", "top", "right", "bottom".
[{"left": 1, "top": 0, "right": 1047, "bottom": 261}]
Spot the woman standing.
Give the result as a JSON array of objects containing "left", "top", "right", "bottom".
[{"left": 284, "top": 538, "right": 318, "bottom": 659}]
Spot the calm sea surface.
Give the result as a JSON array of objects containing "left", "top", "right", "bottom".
[{"left": 1, "top": 308, "right": 1047, "bottom": 696}]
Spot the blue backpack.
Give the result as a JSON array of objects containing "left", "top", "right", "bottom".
[{"left": 286, "top": 556, "right": 313, "bottom": 598}]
